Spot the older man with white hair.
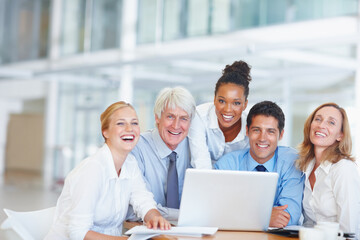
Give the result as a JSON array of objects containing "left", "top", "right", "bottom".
[{"left": 127, "top": 86, "right": 196, "bottom": 221}]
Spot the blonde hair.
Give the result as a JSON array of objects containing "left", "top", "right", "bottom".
[
  {"left": 296, "top": 103, "right": 354, "bottom": 171},
  {"left": 100, "top": 101, "right": 134, "bottom": 141}
]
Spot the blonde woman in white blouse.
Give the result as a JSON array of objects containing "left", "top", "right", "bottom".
[
  {"left": 297, "top": 103, "right": 360, "bottom": 234},
  {"left": 45, "top": 101, "right": 170, "bottom": 240}
]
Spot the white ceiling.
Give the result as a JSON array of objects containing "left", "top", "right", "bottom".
[{"left": 0, "top": 16, "right": 358, "bottom": 106}]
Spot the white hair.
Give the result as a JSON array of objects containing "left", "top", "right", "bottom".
[{"left": 154, "top": 86, "right": 196, "bottom": 120}]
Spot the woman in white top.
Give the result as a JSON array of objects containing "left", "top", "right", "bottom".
[
  {"left": 188, "top": 60, "right": 251, "bottom": 169},
  {"left": 297, "top": 103, "right": 360, "bottom": 234},
  {"left": 45, "top": 101, "right": 170, "bottom": 240}
]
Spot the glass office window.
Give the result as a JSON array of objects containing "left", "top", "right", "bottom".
[
  {"left": 231, "top": 0, "right": 260, "bottom": 30},
  {"left": 187, "top": 0, "right": 209, "bottom": 36},
  {"left": 39, "top": 0, "right": 50, "bottom": 58},
  {"left": 54, "top": 81, "right": 119, "bottom": 179},
  {"left": 337, "top": 0, "right": 359, "bottom": 16},
  {"left": 0, "top": 5, "right": 2, "bottom": 63},
  {"left": 0, "top": 0, "right": 50, "bottom": 64},
  {"left": 61, "top": 0, "right": 86, "bottom": 55},
  {"left": 212, "top": 0, "right": 231, "bottom": 34},
  {"left": 137, "top": 0, "right": 157, "bottom": 43},
  {"left": 264, "top": 0, "right": 287, "bottom": 25},
  {"left": 132, "top": 88, "right": 159, "bottom": 131},
  {"left": 91, "top": 0, "right": 122, "bottom": 51},
  {"left": 295, "top": 0, "right": 358, "bottom": 21},
  {"left": 53, "top": 79, "right": 173, "bottom": 180},
  {"left": 163, "top": 0, "right": 182, "bottom": 41}
]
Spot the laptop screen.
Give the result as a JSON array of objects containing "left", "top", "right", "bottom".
[{"left": 177, "top": 169, "right": 278, "bottom": 231}]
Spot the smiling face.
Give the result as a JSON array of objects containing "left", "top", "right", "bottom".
[
  {"left": 214, "top": 83, "right": 248, "bottom": 129},
  {"left": 156, "top": 105, "right": 191, "bottom": 150},
  {"left": 310, "top": 106, "right": 343, "bottom": 152},
  {"left": 247, "top": 115, "right": 284, "bottom": 164},
  {"left": 102, "top": 106, "right": 140, "bottom": 153}
]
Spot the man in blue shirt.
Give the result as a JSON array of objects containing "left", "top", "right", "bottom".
[
  {"left": 127, "top": 86, "right": 196, "bottom": 221},
  {"left": 215, "top": 101, "right": 304, "bottom": 228}
]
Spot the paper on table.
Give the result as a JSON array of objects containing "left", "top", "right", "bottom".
[
  {"left": 125, "top": 225, "right": 218, "bottom": 237},
  {"left": 128, "top": 233, "right": 160, "bottom": 240}
]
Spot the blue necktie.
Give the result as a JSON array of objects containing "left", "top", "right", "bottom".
[
  {"left": 166, "top": 152, "right": 179, "bottom": 209},
  {"left": 255, "top": 165, "right": 267, "bottom": 172}
]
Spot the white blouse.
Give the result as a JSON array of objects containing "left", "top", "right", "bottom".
[
  {"left": 303, "top": 158, "right": 360, "bottom": 233},
  {"left": 188, "top": 102, "right": 249, "bottom": 169},
  {"left": 45, "top": 144, "right": 157, "bottom": 240}
]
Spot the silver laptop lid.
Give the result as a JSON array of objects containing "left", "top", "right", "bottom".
[{"left": 177, "top": 169, "right": 278, "bottom": 231}]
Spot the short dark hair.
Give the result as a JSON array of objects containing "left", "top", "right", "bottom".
[
  {"left": 246, "top": 101, "right": 285, "bottom": 133},
  {"left": 215, "top": 60, "right": 252, "bottom": 100}
]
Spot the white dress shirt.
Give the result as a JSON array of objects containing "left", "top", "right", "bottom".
[
  {"left": 303, "top": 158, "right": 360, "bottom": 233},
  {"left": 45, "top": 144, "right": 157, "bottom": 240},
  {"left": 188, "top": 102, "right": 249, "bottom": 169}
]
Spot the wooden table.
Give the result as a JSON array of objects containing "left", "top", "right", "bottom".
[
  {"left": 153, "top": 231, "right": 297, "bottom": 240},
  {"left": 124, "top": 222, "right": 298, "bottom": 240}
]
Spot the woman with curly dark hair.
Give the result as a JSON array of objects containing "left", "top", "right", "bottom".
[{"left": 188, "top": 60, "right": 252, "bottom": 169}]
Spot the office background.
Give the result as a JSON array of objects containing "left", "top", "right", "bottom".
[{"left": 0, "top": 1, "right": 359, "bottom": 238}]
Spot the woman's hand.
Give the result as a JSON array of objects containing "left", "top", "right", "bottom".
[{"left": 144, "top": 209, "right": 171, "bottom": 230}]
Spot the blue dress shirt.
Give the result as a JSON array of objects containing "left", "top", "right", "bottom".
[
  {"left": 127, "top": 128, "right": 191, "bottom": 220},
  {"left": 214, "top": 146, "right": 304, "bottom": 226}
]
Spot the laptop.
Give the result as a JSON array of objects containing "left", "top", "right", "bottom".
[{"left": 177, "top": 169, "right": 279, "bottom": 231}]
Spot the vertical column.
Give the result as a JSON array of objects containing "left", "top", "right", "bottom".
[
  {"left": 155, "top": 0, "right": 164, "bottom": 44},
  {"left": 119, "top": 0, "right": 138, "bottom": 103},
  {"left": 83, "top": 0, "right": 93, "bottom": 52},
  {"left": 0, "top": 103, "right": 8, "bottom": 177},
  {"left": 0, "top": 0, "right": 5, "bottom": 63},
  {"left": 49, "top": 0, "right": 62, "bottom": 59},
  {"left": 61, "top": 0, "right": 81, "bottom": 54},
  {"left": 43, "top": 80, "right": 59, "bottom": 188},
  {"left": 355, "top": 7, "right": 360, "bottom": 165},
  {"left": 0, "top": 104, "right": 8, "bottom": 178},
  {"left": 259, "top": 0, "right": 267, "bottom": 26},
  {"left": 119, "top": 64, "right": 134, "bottom": 103},
  {"left": 281, "top": 78, "right": 292, "bottom": 147},
  {"left": 43, "top": 0, "right": 63, "bottom": 187},
  {"left": 0, "top": 0, "right": 6, "bottom": 170},
  {"left": 356, "top": 8, "right": 360, "bottom": 235},
  {"left": 121, "top": 0, "right": 137, "bottom": 54}
]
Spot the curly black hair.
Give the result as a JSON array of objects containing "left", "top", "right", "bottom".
[{"left": 215, "top": 60, "right": 252, "bottom": 99}]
